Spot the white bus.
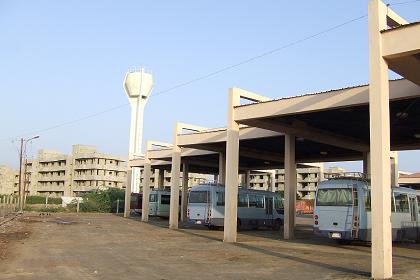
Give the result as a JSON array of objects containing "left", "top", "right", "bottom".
[
  {"left": 313, "top": 174, "right": 420, "bottom": 243},
  {"left": 187, "top": 184, "right": 284, "bottom": 230},
  {"left": 149, "top": 190, "right": 172, "bottom": 218}
]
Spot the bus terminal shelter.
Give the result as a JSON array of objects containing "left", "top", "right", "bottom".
[{"left": 127, "top": 1, "right": 420, "bottom": 279}]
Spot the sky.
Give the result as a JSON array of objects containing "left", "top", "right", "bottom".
[{"left": 0, "top": 0, "right": 419, "bottom": 172}]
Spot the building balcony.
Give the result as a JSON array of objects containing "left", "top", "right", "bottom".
[
  {"left": 73, "top": 163, "right": 127, "bottom": 171},
  {"left": 73, "top": 174, "right": 126, "bottom": 182}
]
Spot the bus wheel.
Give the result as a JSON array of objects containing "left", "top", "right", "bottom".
[
  {"left": 237, "top": 219, "right": 242, "bottom": 231},
  {"left": 336, "top": 239, "right": 352, "bottom": 245},
  {"left": 272, "top": 219, "right": 281, "bottom": 231}
]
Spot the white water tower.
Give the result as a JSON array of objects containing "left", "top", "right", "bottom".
[{"left": 124, "top": 67, "right": 153, "bottom": 193}]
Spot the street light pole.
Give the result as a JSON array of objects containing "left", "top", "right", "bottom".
[{"left": 18, "top": 135, "right": 40, "bottom": 212}]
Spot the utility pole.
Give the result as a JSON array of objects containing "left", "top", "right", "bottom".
[
  {"left": 18, "top": 139, "right": 24, "bottom": 212},
  {"left": 18, "top": 135, "right": 40, "bottom": 212}
]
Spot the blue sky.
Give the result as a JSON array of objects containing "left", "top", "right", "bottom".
[{"left": 0, "top": 1, "right": 419, "bottom": 172}]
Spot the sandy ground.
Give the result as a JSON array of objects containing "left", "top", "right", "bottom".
[{"left": 0, "top": 213, "right": 419, "bottom": 280}]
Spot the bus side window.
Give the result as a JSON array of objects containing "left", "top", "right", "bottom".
[
  {"left": 365, "top": 190, "right": 396, "bottom": 212},
  {"left": 238, "top": 194, "right": 248, "bottom": 208},
  {"left": 216, "top": 192, "right": 225, "bottom": 206},
  {"left": 255, "top": 195, "right": 264, "bottom": 208},
  {"left": 394, "top": 193, "right": 409, "bottom": 213}
]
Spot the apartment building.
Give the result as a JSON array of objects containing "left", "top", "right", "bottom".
[
  {"left": 0, "top": 165, "right": 18, "bottom": 195},
  {"left": 19, "top": 145, "right": 127, "bottom": 197},
  {"left": 248, "top": 164, "right": 324, "bottom": 199},
  {"left": 137, "top": 169, "right": 208, "bottom": 191}
]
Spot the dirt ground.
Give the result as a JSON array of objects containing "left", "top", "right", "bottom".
[{"left": 0, "top": 213, "right": 419, "bottom": 280}]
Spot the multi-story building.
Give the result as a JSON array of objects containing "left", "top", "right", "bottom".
[
  {"left": 0, "top": 165, "right": 18, "bottom": 195},
  {"left": 248, "top": 164, "right": 325, "bottom": 200},
  {"left": 138, "top": 169, "right": 208, "bottom": 191},
  {"left": 16, "top": 145, "right": 128, "bottom": 197}
]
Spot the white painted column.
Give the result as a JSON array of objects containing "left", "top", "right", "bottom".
[
  {"left": 169, "top": 124, "right": 182, "bottom": 230},
  {"left": 181, "top": 163, "right": 189, "bottom": 222},
  {"left": 390, "top": 152, "right": 398, "bottom": 186},
  {"left": 224, "top": 88, "right": 240, "bottom": 243},
  {"left": 124, "top": 169, "right": 132, "bottom": 218},
  {"left": 368, "top": 1, "right": 392, "bottom": 278},
  {"left": 284, "top": 134, "right": 296, "bottom": 240},
  {"left": 141, "top": 162, "right": 151, "bottom": 222},
  {"left": 218, "top": 152, "right": 226, "bottom": 184}
]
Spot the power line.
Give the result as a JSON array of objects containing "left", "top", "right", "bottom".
[{"left": 0, "top": 13, "right": 370, "bottom": 143}]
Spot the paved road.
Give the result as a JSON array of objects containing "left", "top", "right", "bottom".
[{"left": 0, "top": 213, "right": 419, "bottom": 280}]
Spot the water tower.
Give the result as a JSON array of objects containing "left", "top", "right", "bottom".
[{"left": 124, "top": 68, "right": 153, "bottom": 194}]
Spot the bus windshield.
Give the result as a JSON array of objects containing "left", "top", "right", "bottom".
[
  {"left": 316, "top": 188, "right": 353, "bottom": 206},
  {"left": 189, "top": 191, "right": 209, "bottom": 203}
]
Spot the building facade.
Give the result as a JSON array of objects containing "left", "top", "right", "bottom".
[
  {"left": 0, "top": 165, "right": 19, "bottom": 195},
  {"left": 248, "top": 164, "right": 324, "bottom": 199},
  {"left": 21, "top": 145, "right": 127, "bottom": 197},
  {"left": 137, "top": 169, "right": 208, "bottom": 191}
]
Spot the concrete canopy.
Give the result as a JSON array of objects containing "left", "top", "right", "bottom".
[{"left": 234, "top": 79, "right": 420, "bottom": 152}]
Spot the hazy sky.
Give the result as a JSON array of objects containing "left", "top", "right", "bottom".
[{"left": 1, "top": 1, "right": 419, "bottom": 172}]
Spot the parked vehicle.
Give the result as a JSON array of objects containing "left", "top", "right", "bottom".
[
  {"left": 130, "top": 193, "right": 142, "bottom": 214},
  {"left": 313, "top": 174, "right": 420, "bottom": 243},
  {"left": 149, "top": 190, "right": 172, "bottom": 218},
  {"left": 187, "top": 184, "right": 284, "bottom": 230}
]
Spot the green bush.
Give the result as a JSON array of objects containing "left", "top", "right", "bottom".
[
  {"left": 25, "top": 206, "right": 66, "bottom": 213},
  {"left": 26, "top": 196, "right": 62, "bottom": 205},
  {"left": 68, "top": 188, "right": 125, "bottom": 213}
]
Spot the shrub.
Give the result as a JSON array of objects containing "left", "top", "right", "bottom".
[
  {"left": 68, "top": 188, "right": 125, "bottom": 213},
  {"left": 26, "top": 196, "right": 62, "bottom": 205}
]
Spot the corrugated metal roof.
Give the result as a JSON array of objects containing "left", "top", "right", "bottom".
[{"left": 235, "top": 78, "right": 405, "bottom": 108}]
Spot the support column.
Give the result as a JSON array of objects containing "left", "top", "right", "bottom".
[
  {"left": 158, "top": 169, "right": 165, "bottom": 190},
  {"left": 169, "top": 124, "right": 182, "bottom": 230},
  {"left": 218, "top": 152, "right": 226, "bottom": 184},
  {"left": 269, "top": 170, "right": 276, "bottom": 192},
  {"left": 141, "top": 162, "right": 151, "bottom": 222},
  {"left": 124, "top": 169, "right": 133, "bottom": 218},
  {"left": 368, "top": 1, "right": 392, "bottom": 278},
  {"left": 363, "top": 152, "right": 371, "bottom": 176},
  {"left": 390, "top": 152, "right": 398, "bottom": 186},
  {"left": 245, "top": 170, "right": 251, "bottom": 189},
  {"left": 224, "top": 88, "right": 240, "bottom": 243},
  {"left": 181, "top": 163, "right": 189, "bottom": 222},
  {"left": 284, "top": 134, "right": 296, "bottom": 240}
]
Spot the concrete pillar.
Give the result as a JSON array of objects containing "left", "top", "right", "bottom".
[
  {"left": 169, "top": 124, "right": 182, "bottom": 230},
  {"left": 284, "top": 134, "right": 296, "bottom": 240},
  {"left": 269, "top": 170, "right": 276, "bottom": 192},
  {"left": 224, "top": 88, "right": 240, "bottom": 243},
  {"left": 141, "top": 162, "right": 151, "bottom": 222},
  {"left": 181, "top": 163, "right": 189, "bottom": 222},
  {"left": 153, "top": 169, "right": 159, "bottom": 189},
  {"left": 124, "top": 169, "right": 133, "bottom": 218},
  {"left": 245, "top": 170, "right": 251, "bottom": 189},
  {"left": 363, "top": 152, "right": 371, "bottom": 176},
  {"left": 218, "top": 152, "right": 226, "bottom": 184},
  {"left": 368, "top": 1, "right": 392, "bottom": 278},
  {"left": 158, "top": 169, "right": 165, "bottom": 190},
  {"left": 390, "top": 152, "right": 398, "bottom": 186}
]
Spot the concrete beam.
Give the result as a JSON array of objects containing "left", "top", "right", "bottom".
[{"left": 244, "top": 119, "right": 369, "bottom": 152}]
